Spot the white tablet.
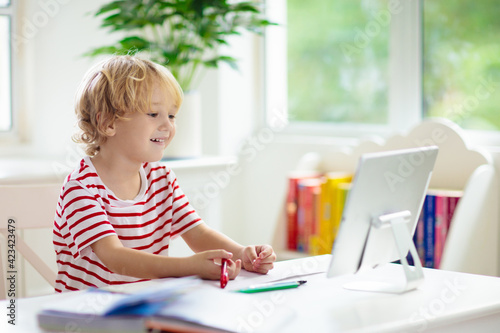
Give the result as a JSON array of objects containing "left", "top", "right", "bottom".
[{"left": 327, "top": 146, "right": 438, "bottom": 292}]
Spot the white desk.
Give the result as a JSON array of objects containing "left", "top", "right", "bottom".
[{"left": 2, "top": 255, "right": 500, "bottom": 332}]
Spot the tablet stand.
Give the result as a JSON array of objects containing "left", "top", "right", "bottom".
[{"left": 342, "top": 210, "right": 424, "bottom": 294}]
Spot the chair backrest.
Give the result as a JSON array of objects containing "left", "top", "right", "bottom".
[{"left": 0, "top": 183, "right": 62, "bottom": 299}]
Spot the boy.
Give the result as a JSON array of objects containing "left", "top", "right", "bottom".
[{"left": 53, "top": 55, "right": 276, "bottom": 292}]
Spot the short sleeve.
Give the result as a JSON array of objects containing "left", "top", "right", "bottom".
[{"left": 55, "top": 181, "right": 116, "bottom": 259}]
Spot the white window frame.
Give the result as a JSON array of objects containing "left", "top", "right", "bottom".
[
  {"left": 0, "top": 0, "right": 14, "bottom": 139},
  {"left": 263, "top": 0, "right": 500, "bottom": 147}
]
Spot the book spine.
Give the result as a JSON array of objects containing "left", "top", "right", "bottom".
[
  {"left": 296, "top": 182, "right": 307, "bottom": 252},
  {"left": 415, "top": 207, "right": 425, "bottom": 266},
  {"left": 333, "top": 182, "right": 350, "bottom": 245},
  {"left": 447, "top": 196, "right": 460, "bottom": 230},
  {"left": 317, "top": 176, "right": 351, "bottom": 253},
  {"left": 434, "top": 195, "right": 448, "bottom": 269},
  {"left": 309, "top": 185, "right": 322, "bottom": 255},
  {"left": 318, "top": 180, "right": 332, "bottom": 255},
  {"left": 423, "top": 195, "right": 436, "bottom": 268},
  {"left": 302, "top": 183, "right": 313, "bottom": 253},
  {"left": 286, "top": 178, "right": 299, "bottom": 251}
]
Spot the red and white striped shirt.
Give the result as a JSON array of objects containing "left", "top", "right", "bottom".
[{"left": 53, "top": 157, "right": 202, "bottom": 292}]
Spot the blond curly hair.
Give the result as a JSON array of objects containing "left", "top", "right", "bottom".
[{"left": 73, "top": 55, "right": 183, "bottom": 156}]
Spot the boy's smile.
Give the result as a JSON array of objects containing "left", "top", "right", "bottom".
[{"left": 150, "top": 137, "right": 166, "bottom": 144}]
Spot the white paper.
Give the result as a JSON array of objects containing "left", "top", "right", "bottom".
[{"left": 225, "top": 254, "right": 331, "bottom": 291}]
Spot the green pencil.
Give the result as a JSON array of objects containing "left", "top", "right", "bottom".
[{"left": 236, "top": 280, "right": 307, "bottom": 293}]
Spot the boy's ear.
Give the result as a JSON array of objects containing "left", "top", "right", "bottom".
[
  {"left": 104, "top": 122, "right": 116, "bottom": 136},
  {"left": 96, "top": 112, "right": 117, "bottom": 136}
]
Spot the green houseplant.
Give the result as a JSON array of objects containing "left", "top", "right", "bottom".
[{"left": 86, "top": 0, "right": 274, "bottom": 91}]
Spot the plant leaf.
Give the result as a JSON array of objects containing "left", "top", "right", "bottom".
[
  {"left": 119, "top": 36, "right": 151, "bottom": 50},
  {"left": 231, "top": 2, "right": 260, "bottom": 13},
  {"left": 95, "top": 1, "right": 124, "bottom": 16},
  {"left": 86, "top": 0, "right": 276, "bottom": 91}
]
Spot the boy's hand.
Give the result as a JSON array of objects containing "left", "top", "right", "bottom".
[
  {"left": 189, "top": 250, "right": 242, "bottom": 280},
  {"left": 240, "top": 245, "right": 276, "bottom": 274}
]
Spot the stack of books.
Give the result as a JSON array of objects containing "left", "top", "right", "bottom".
[
  {"left": 286, "top": 171, "right": 352, "bottom": 255},
  {"left": 286, "top": 172, "right": 462, "bottom": 266},
  {"left": 414, "top": 189, "right": 462, "bottom": 268}
]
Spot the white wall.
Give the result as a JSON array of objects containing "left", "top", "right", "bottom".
[{"left": 6, "top": 0, "right": 109, "bottom": 157}]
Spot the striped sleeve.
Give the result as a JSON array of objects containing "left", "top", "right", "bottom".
[
  {"left": 55, "top": 180, "right": 116, "bottom": 259},
  {"left": 163, "top": 168, "right": 203, "bottom": 239}
]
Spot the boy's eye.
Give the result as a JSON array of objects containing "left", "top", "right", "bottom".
[
  {"left": 169, "top": 114, "right": 176, "bottom": 120},
  {"left": 147, "top": 113, "right": 159, "bottom": 118}
]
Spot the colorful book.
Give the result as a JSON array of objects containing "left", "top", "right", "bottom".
[
  {"left": 447, "top": 194, "right": 461, "bottom": 230},
  {"left": 333, "top": 181, "right": 352, "bottom": 245},
  {"left": 430, "top": 189, "right": 463, "bottom": 268},
  {"left": 285, "top": 171, "right": 321, "bottom": 250},
  {"left": 318, "top": 172, "right": 352, "bottom": 254},
  {"left": 317, "top": 176, "right": 332, "bottom": 255},
  {"left": 412, "top": 189, "right": 463, "bottom": 268},
  {"left": 433, "top": 194, "right": 447, "bottom": 269},
  {"left": 415, "top": 208, "right": 425, "bottom": 266},
  {"left": 296, "top": 178, "right": 322, "bottom": 253},
  {"left": 423, "top": 194, "right": 436, "bottom": 268},
  {"left": 309, "top": 182, "right": 324, "bottom": 255}
]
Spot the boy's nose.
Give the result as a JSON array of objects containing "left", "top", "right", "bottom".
[{"left": 160, "top": 115, "right": 175, "bottom": 131}]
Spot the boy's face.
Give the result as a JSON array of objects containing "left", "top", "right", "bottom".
[{"left": 106, "top": 83, "right": 178, "bottom": 163}]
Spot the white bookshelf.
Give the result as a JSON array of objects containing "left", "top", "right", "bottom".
[{"left": 274, "top": 118, "right": 499, "bottom": 276}]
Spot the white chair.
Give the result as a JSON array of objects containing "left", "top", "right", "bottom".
[{"left": 0, "top": 183, "right": 61, "bottom": 299}]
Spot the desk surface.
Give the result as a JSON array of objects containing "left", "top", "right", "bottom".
[{"left": 2, "top": 255, "right": 500, "bottom": 333}]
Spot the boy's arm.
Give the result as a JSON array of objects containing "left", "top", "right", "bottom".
[
  {"left": 182, "top": 223, "right": 276, "bottom": 274},
  {"left": 90, "top": 235, "right": 236, "bottom": 280},
  {"left": 181, "top": 223, "right": 245, "bottom": 257}
]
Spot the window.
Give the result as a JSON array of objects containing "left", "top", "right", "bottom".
[
  {"left": 423, "top": 0, "right": 500, "bottom": 131},
  {"left": 0, "top": 0, "right": 12, "bottom": 132},
  {"left": 265, "top": 0, "right": 500, "bottom": 139},
  {"left": 265, "top": 0, "right": 420, "bottom": 136},
  {"left": 287, "top": 0, "right": 390, "bottom": 125}
]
